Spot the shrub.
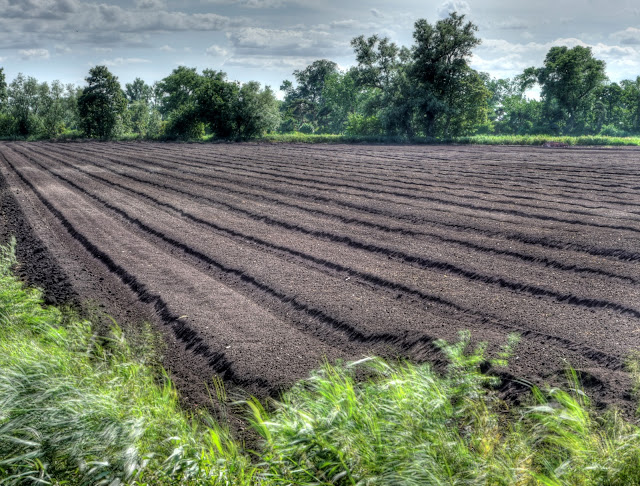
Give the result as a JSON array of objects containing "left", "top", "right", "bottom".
[{"left": 298, "top": 122, "right": 314, "bottom": 134}]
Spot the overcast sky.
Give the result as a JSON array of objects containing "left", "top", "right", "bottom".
[{"left": 1, "top": 0, "right": 640, "bottom": 94}]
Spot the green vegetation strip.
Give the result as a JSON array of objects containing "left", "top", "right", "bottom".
[
  {"left": 2, "top": 238, "right": 640, "bottom": 484},
  {"left": 260, "top": 133, "right": 640, "bottom": 146}
]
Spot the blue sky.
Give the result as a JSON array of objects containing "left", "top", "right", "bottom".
[{"left": 1, "top": 0, "right": 639, "bottom": 94}]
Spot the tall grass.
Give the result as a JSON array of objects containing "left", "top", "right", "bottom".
[
  {"left": 258, "top": 132, "right": 640, "bottom": 146},
  {"left": 0, "top": 238, "right": 253, "bottom": 485},
  {"left": 2, "top": 237, "right": 640, "bottom": 484},
  {"left": 253, "top": 333, "right": 640, "bottom": 485}
]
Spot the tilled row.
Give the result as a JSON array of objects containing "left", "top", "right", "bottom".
[
  {"left": 92, "top": 141, "right": 640, "bottom": 215},
  {"left": 1, "top": 141, "right": 639, "bottom": 408},
  {"left": 39, "top": 142, "right": 640, "bottom": 263},
  {"left": 64, "top": 141, "right": 640, "bottom": 215}
]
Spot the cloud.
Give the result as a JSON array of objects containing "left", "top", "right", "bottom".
[
  {"left": 227, "top": 27, "right": 346, "bottom": 57},
  {"left": 473, "top": 36, "right": 640, "bottom": 82},
  {"left": 0, "top": 2, "right": 247, "bottom": 50},
  {"left": 2, "top": 0, "right": 80, "bottom": 19},
  {"left": 437, "top": 0, "right": 471, "bottom": 19},
  {"left": 54, "top": 44, "right": 72, "bottom": 54},
  {"left": 204, "top": 0, "right": 285, "bottom": 7},
  {"left": 19, "top": 48, "right": 50, "bottom": 60},
  {"left": 99, "top": 57, "right": 151, "bottom": 67},
  {"left": 159, "top": 44, "right": 175, "bottom": 52},
  {"left": 238, "top": 0, "right": 284, "bottom": 7},
  {"left": 611, "top": 27, "right": 640, "bottom": 46},
  {"left": 330, "top": 20, "right": 359, "bottom": 30},
  {"left": 371, "top": 8, "right": 382, "bottom": 18},
  {"left": 223, "top": 56, "right": 311, "bottom": 70},
  {"left": 135, "top": 0, "right": 166, "bottom": 9},
  {"left": 206, "top": 45, "right": 231, "bottom": 57}
]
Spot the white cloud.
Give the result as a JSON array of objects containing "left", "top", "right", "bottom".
[
  {"left": 371, "top": 8, "right": 382, "bottom": 18},
  {"left": 135, "top": 0, "right": 166, "bottom": 9},
  {"left": 206, "top": 45, "right": 231, "bottom": 57},
  {"left": 159, "top": 44, "right": 175, "bottom": 52},
  {"left": 94, "top": 47, "right": 113, "bottom": 53},
  {"left": 437, "top": 0, "right": 471, "bottom": 19},
  {"left": 19, "top": 48, "right": 50, "bottom": 60},
  {"left": 229, "top": 27, "right": 308, "bottom": 49},
  {"left": 330, "top": 20, "right": 359, "bottom": 30},
  {"left": 203, "top": 0, "right": 284, "bottom": 7},
  {"left": 238, "top": 0, "right": 284, "bottom": 8},
  {"left": 224, "top": 56, "right": 311, "bottom": 70},
  {"left": 473, "top": 36, "right": 640, "bottom": 82},
  {"left": 99, "top": 57, "right": 151, "bottom": 67},
  {"left": 611, "top": 27, "right": 640, "bottom": 46},
  {"left": 54, "top": 44, "right": 72, "bottom": 54},
  {"left": 227, "top": 27, "right": 345, "bottom": 57}
]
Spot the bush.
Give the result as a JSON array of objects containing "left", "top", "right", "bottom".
[
  {"left": 599, "top": 124, "right": 630, "bottom": 137},
  {"left": 278, "top": 118, "right": 296, "bottom": 133},
  {"left": 298, "top": 122, "right": 314, "bottom": 134},
  {"left": 165, "top": 104, "right": 205, "bottom": 140},
  {"left": 345, "top": 113, "right": 382, "bottom": 136}
]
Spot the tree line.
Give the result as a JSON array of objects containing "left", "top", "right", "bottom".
[{"left": 1, "top": 12, "right": 639, "bottom": 141}]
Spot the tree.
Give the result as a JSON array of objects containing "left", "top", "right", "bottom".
[
  {"left": 231, "top": 82, "right": 281, "bottom": 139},
  {"left": 78, "top": 66, "right": 127, "bottom": 139},
  {"left": 620, "top": 77, "right": 640, "bottom": 133},
  {"left": 127, "top": 101, "right": 150, "bottom": 137},
  {"left": 8, "top": 73, "right": 43, "bottom": 137},
  {"left": 155, "top": 66, "right": 203, "bottom": 116},
  {"left": 280, "top": 60, "right": 338, "bottom": 129},
  {"left": 125, "top": 78, "right": 152, "bottom": 104},
  {"left": 195, "top": 69, "right": 237, "bottom": 139},
  {"left": 351, "top": 35, "right": 407, "bottom": 91},
  {"left": 0, "top": 68, "right": 6, "bottom": 110},
  {"left": 41, "top": 80, "right": 66, "bottom": 138},
  {"left": 524, "top": 46, "right": 606, "bottom": 134},
  {"left": 411, "top": 13, "right": 486, "bottom": 137}
]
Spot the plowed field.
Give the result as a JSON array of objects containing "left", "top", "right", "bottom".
[{"left": 1, "top": 141, "right": 639, "bottom": 410}]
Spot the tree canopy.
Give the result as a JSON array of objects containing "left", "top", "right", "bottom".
[{"left": 78, "top": 66, "right": 127, "bottom": 139}]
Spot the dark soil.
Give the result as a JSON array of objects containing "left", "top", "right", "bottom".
[{"left": 1, "top": 141, "right": 639, "bottom": 417}]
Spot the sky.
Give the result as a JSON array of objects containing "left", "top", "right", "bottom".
[{"left": 1, "top": 0, "right": 640, "bottom": 95}]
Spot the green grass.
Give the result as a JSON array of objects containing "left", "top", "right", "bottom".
[
  {"left": 455, "top": 134, "right": 640, "bottom": 146},
  {"left": 258, "top": 132, "right": 640, "bottom": 146},
  {"left": 8, "top": 130, "right": 640, "bottom": 146},
  {"left": 3, "top": 237, "right": 640, "bottom": 485},
  {"left": 0, "top": 238, "right": 253, "bottom": 485}
]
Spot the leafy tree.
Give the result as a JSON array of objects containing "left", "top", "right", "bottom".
[
  {"left": 411, "top": 13, "right": 487, "bottom": 137},
  {"left": 8, "top": 73, "right": 44, "bottom": 136},
  {"left": 0, "top": 68, "right": 7, "bottom": 110},
  {"left": 351, "top": 35, "right": 408, "bottom": 91},
  {"left": 125, "top": 78, "right": 152, "bottom": 104},
  {"left": 523, "top": 46, "right": 606, "bottom": 133},
  {"left": 320, "top": 69, "right": 376, "bottom": 133},
  {"left": 127, "top": 101, "right": 150, "bottom": 137},
  {"left": 78, "top": 66, "right": 127, "bottom": 139},
  {"left": 155, "top": 66, "right": 203, "bottom": 117},
  {"left": 62, "top": 84, "right": 82, "bottom": 132},
  {"left": 231, "top": 82, "right": 281, "bottom": 139},
  {"left": 40, "top": 80, "right": 66, "bottom": 138},
  {"left": 616, "top": 77, "right": 640, "bottom": 134},
  {"left": 195, "top": 69, "right": 237, "bottom": 139},
  {"left": 280, "top": 60, "right": 338, "bottom": 129}
]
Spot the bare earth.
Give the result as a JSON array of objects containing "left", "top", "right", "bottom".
[{"left": 1, "top": 141, "right": 639, "bottom": 413}]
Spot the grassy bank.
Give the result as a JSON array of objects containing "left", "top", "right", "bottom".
[
  {"left": 5, "top": 131, "right": 640, "bottom": 146},
  {"left": 3, "top": 238, "right": 640, "bottom": 484},
  {"left": 259, "top": 132, "right": 640, "bottom": 146},
  {"left": 0, "top": 238, "right": 251, "bottom": 484}
]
